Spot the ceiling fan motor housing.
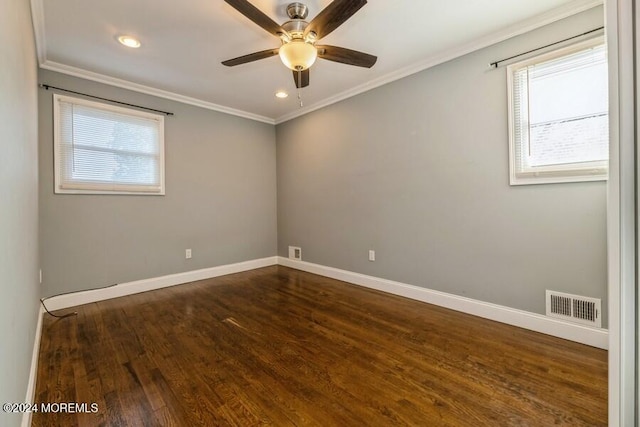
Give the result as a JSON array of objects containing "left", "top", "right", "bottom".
[{"left": 282, "top": 19, "right": 308, "bottom": 37}]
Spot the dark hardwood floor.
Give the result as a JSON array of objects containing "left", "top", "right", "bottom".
[{"left": 33, "top": 266, "right": 607, "bottom": 426}]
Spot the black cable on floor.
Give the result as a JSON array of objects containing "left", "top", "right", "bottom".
[
  {"left": 40, "top": 298, "right": 77, "bottom": 319},
  {"left": 39, "top": 282, "right": 119, "bottom": 318}
]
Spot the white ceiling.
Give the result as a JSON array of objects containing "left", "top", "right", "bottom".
[{"left": 31, "top": 0, "right": 601, "bottom": 123}]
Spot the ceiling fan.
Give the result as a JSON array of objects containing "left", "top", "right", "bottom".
[{"left": 221, "top": 0, "right": 377, "bottom": 89}]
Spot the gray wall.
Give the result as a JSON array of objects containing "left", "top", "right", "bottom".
[
  {"left": 39, "top": 70, "right": 277, "bottom": 297},
  {"left": 0, "top": 0, "right": 40, "bottom": 425},
  {"left": 276, "top": 7, "right": 608, "bottom": 325}
]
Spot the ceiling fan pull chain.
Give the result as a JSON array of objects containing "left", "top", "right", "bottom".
[{"left": 297, "top": 70, "right": 304, "bottom": 107}]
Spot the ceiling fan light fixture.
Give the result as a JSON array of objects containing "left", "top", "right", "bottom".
[
  {"left": 275, "top": 91, "right": 289, "bottom": 98},
  {"left": 279, "top": 40, "right": 317, "bottom": 71}
]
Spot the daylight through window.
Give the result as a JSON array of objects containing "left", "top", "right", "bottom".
[
  {"left": 54, "top": 94, "right": 165, "bottom": 194},
  {"left": 508, "top": 38, "right": 608, "bottom": 185}
]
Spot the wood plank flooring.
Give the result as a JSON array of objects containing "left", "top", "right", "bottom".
[{"left": 32, "top": 266, "right": 607, "bottom": 426}]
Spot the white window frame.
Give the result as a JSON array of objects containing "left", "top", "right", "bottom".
[
  {"left": 53, "top": 94, "right": 165, "bottom": 195},
  {"left": 507, "top": 37, "right": 608, "bottom": 186}
]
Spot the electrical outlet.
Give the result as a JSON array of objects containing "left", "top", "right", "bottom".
[
  {"left": 368, "top": 250, "right": 375, "bottom": 262},
  {"left": 185, "top": 249, "right": 192, "bottom": 259}
]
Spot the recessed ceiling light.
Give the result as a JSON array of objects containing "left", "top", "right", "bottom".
[
  {"left": 275, "top": 91, "right": 288, "bottom": 99},
  {"left": 117, "top": 36, "right": 141, "bottom": 48}
]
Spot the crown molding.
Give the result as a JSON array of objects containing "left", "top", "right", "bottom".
[
  {"left": 29, "top": 0, "right": 46, "bottom": 65},
  {"left": 274, "top": 0, "right": 604, "bottom": 124},
  {"left": 30, "top": 0, "right": 602, "bottom": 125},
  {"left": 29, "top": 0, "right": 274, "bottom": 123},
  {"left": 39, "top": 61, "right": 276, "bottom": 125}
]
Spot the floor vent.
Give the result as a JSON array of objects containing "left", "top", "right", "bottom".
[
  {"left": 546, "top": 290, "right": 601, "bottom": 328},
  {"left": 288, "top": 246, "right": 302, "bottom": 261}
]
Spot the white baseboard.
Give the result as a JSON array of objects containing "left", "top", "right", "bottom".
[
  {"left": 277, "top": 257, "right": 609, "bottom": 350},
  {"left": 40, "top": 255, "right": 609, "bottom": 349},
  {"left": 22, "top": 305, "right": 44, "bottom": 427},
  {"left": 44, "top": 257, "right": 278, "bottom": 311}
]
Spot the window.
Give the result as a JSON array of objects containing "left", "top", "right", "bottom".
[
  {"left": 54, "top": 94, "right": 165, "bottom": 194},
  {"left": 507, "top": 38, "right": 608, "bottom": 185}
]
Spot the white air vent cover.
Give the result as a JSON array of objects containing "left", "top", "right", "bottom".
[
  {"left": 546, "top": 290, "right": 601, "bottom": 328},
  {"left": 288, "top": 246, "right": 302, "bottom": 261}
]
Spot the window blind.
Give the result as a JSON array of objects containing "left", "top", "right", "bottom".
[
  {"left": 54, "top": 95, "right": 164, "bottom": 194},
  {"left": 508, "top": 39, "right": 608, "bottom": 185},
  {"left": 528, "top": 44, "right": 606, "bottom": 79},
  {"left": 511, "top": 67, "right": 529, "bottom": 176}
]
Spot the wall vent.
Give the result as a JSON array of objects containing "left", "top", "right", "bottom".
[
  {"left": 288, "top": 246, "right": 302, "bottom": 261},
  {"left": 545, "top": 290, "right": 601, "bottom": 328}
]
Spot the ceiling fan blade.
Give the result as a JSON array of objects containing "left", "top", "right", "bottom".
[
  {"left": 222, "top": 48, "right": 280, "bottom": 67},
  {"left": 293, "top": 69, "right": 310, "bottom": 88},
  {"left": 316, "top": 45, "right": 377, "bottom": 68},
  {"left": 304, "top": 0, "right": 367, "bottom": 40},
  {"left": 224, "top": 0, "right": 286, "bottom": 37}
]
